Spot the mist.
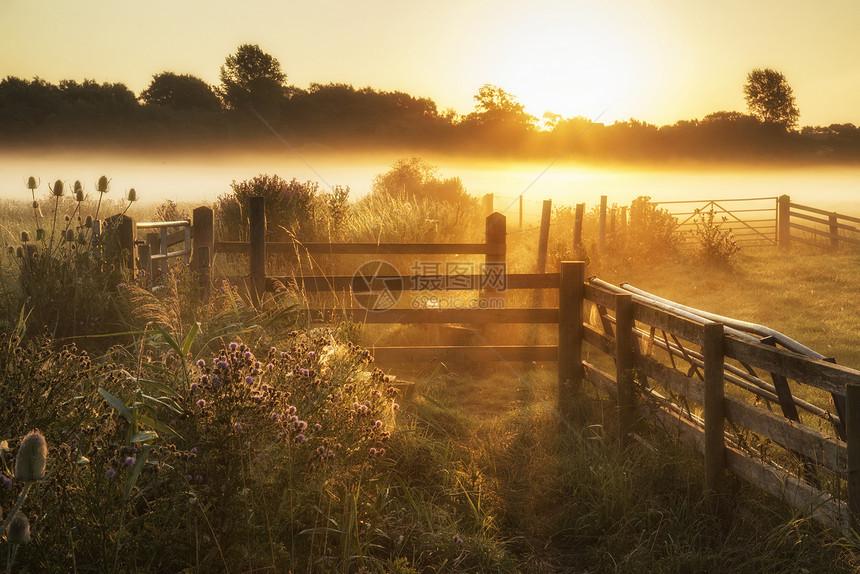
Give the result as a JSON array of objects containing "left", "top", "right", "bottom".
[{"left": 3, "top": 146, "right": 860, "bottom": 218}]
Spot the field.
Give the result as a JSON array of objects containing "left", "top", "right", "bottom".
[{"left": 2, "top": 173, "right": 860, "bottom": 573}]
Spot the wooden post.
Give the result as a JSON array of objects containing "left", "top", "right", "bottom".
[
  {"left": 137, "top": 243, "right": 152, "bottom": 278},
  {"left": 559, "top": 261, "right": 585, "bottom": 418},
  {"left": 847, "top": 384, "right": 860, "bottom": 531},
  {"left": 249, "top": 196, "right": 267, "bottom": 307},
  {"left": 573, "top": 203, "right": 584, "bottom": 253},
  {"left": 536, "top": 199, "right": 552, "bottom": 273},
  {"left": 620, "top": 206, "right": 628, "bottom": 243},
  {"left": 146, "top": 232, "right": 160, "bottom": 276},
  {"left": 703, "top": 321, "right": 726, "bottom": 494},
  {"left": 616, "top": 293, "right": 635, "bottom": 447},
  {"left": 192, "top": 206, "right": 215, "bottom": 272},
  {"left": 777, "top": 195, "right": 790, "bottom": 249},
  {"left": 829, "top": 213, "right": 839, "bottom": 250},
  {"left": 519, "top": 195, "right": 523, "bottom": 231},
  {"left": 484, "top": 212, "right": 506, "bottom": 296},
  {"left": 598, "top": 195, "right": 607, "bottom": 253},
  {"left": 158, "top": 227, "right": 169, "bottom": 278},
  {"left": 104, "top": 213, "right": 137, "bottom": 272},
  {"left": 482, "top": 193, "right": 494, "bottom": 218},
  {"left": 196, "top": 245, "right": 211, "bottom": 302}
]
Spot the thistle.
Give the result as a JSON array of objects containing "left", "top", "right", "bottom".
[
  {"left": 127, "top": 188, "right": 138, "bottom": 203},
  {"left": 96, "top": 175, "right": 110, "bottom": 193},
  {"left": 26, "top": 176, "right": 38, "bottom": 191},
  {"left": 14, "top": 431, "right": 47, "bottom": 482},
  {"left": 20, "top": 231, "right": 29, "bottom": 243},
  {"left": 65, "top": 229, "right": 75, "bottom": 243}
]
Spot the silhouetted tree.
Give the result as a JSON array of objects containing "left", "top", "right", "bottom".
[
  {"left": 219, "top": 44, "right": 286, "bottom": 118},
  {"left": 371, "top": 157, "right": 474, "bottom": 206},
  {"left": 743, "top": 68, "right": 800, "bottom": 130},
  {"left": 140, "top": 72, "right": 221, "bottom": 111}
]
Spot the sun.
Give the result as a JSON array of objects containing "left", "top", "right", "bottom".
[{"left": 470, "top": 4, "right": 660, "bottom": 125}]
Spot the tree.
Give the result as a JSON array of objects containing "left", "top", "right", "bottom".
[
  {"left": 219, "top": 44, "right": 287, "bottom": 117},
  {"left": 140, "top": 72, "right": 221, "bottom": 111},
  {"left": 468, "top": 84, "right": 536, "bottom": 129},
  {"left": 743, "top": 68, "right": 800, "bottom": 129}
]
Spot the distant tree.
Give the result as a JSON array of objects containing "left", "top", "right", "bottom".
[
  {"left": 743, "top": 68, "right": 800, "bottom": 129},
  {"left": 467, "top": 84, "right": 536, "bottom": 130},
  {"left": 140, "top": 72, "right": 221, "bottom": 111},
  {"left": 371, "top": 157, "right": 474, "bottom": 206},
  {"left": 219, "top": 44, "right": 287, "bottom": 117}
]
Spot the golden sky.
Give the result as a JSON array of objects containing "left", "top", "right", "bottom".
[{"left": 2, "top": 0, "right": 860, "bottom": 127}]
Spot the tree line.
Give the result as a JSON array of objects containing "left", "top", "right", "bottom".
[{"left": 2, "top": 43, "right": 859, "bottom": 164}]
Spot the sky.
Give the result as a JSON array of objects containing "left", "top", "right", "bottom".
[{"left": 2, "top": 0, "right": 860, "bottom": 128}]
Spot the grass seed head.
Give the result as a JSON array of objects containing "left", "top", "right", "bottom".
[{"left": 14, "top": 431, "right": 47, "bottom": 482}]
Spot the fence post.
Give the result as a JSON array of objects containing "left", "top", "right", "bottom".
[
  {"left": 598, "top": 195, "right": 607, "bottom": 253},
  {"left": 249, "top": 196, "right": 267, "bottom": 307},
  {"left": 829, "top": 213, "right": 839, "bottom": 250},
  {"left": 616, "top": 293, "right": 635, "bottom": 448},
  {"left": 196, "top": 245, "right": 211, "bottom": 302},
  {"left": 482, "top": 193, "right": 494, "bottom": 217},
  {"left": 559, "top": 261, "right": 585, "bottom": 419},
  {"left": 777, "top": 195, "right": 791, "bottom": 249},
  {"left": 573, "top": 203, "right": 585, "bottom": 254},
  {"left": 620, "top": 206, "right": 628, "bottom": 243},
  {"left": 137, "top": 243, "right": 152, "bottom": 279},
  {"left": 158, "top": 227, "right": 169, "bottom": 278},
  {"left": 536, "top": 199, "right": 552, "bottom": 273},
  {"left": 704, "top": 321, "right": 726, "bottom": 494},
  {"left": 103, "top": 213, "right": 137, "bottom": 273},
  {"left": 847, "top": 384, "right": 860, "bottom": 531},
  {"left": 192, "top": 206, "right": 215, "bottom": 272}
]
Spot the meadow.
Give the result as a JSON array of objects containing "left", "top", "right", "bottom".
[{"left": 1, "top": 164, "right": 860, "bottom": 573}]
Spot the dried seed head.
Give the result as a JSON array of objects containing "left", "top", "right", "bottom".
[
  {"left": 36, "top": 228, "right": 45, "bottom": 241},
  {"left": 31, "top": 200, "right": 38, "bottom": 210},
  {"left": 64, "top": 215, "right": 71, "bottom": 223},
  {"left": 7, "top": 512, "right": 30, "bottom": 544},
  {"left": 97, "top": 175, "right": 109, "bottom": 193},
  {"left": 14, "top": 431, "right": 47, "bottom": 482},
  {"left": 74, "top": 180, "right": 83, "bottom": 193},
  {"left": 26, "top": 176, "right": 38, "bottom": 190},
  {"left": 84, "top": 215, "right": 93, "bottom": 229},
  {"left": 51, "top": 179, "right": 64, "bottom": 197},
  {"left": 65, "top": 229, "right": 75, "bottom": 243},
  {"left": 77, "top": 231, "right": 86, "bottom": 245},
  {"left": 75, "top": 188, "right": 85, "bottom": 203},
  {"left": 20, "top": 231, "right": 29, "bottom": 243},
  {"left": 15, "top": 246, "right": 23, "bottom": 258},
  {"left": 126, "top": 188, "right": 138, "bottom": 203}
]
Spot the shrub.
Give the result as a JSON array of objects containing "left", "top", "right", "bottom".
[{"left": 692, "top": 206, "right": 742, "bottom": 266}]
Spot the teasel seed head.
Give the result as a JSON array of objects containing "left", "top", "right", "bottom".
[
  {"left": 50, "top": 179, "right": 64, "bottom": 197},
  {"left": 7, "top": 512, "right": 30, "bottom": 544},
  {"left": 97, "top": 175, "right": 110, "bottom": 193},
  {"left": 26, "top": 176, "right": 38, "bottom": 190},
  {"left": 14, "top": 431, "right": 47, "bottom": 482}
]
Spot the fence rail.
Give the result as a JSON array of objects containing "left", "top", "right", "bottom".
[{"left": 558, "top": 261, "right": 860, "bottom": 533}]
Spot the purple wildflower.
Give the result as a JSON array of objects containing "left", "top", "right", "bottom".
[
  {"left": 375, "top": 420, "right": 383, "bottom": 428},
  {"left": 0, "top": 474, "right": 12, "bottom": 487},
  {"left": 105, "top": 468, "right": 116, "bottom": 479},
  {"left": 299, "top": 368, "right": 310, "bottom": 377},
  {"left": 455, "top": 535, "right": 463, "bottom": 544},
  {"left": 314, "top": 423, "right": 322, "bottom": 431},
  {"left": 369, "top": 447, "right": 377, "bottom": 456},
  {"left": 196, "top": 359, "right": 205, "bottom": 368},
  {"left": 295, "top": 420, "right": 307, "bottom": 430},
  {"left": 244, "top": 351, "right": 253, "bottom": 360},
  {"left": 267, "top": 363, "right": 274, "bottom": 372},
  {"left": 233, "top": 423, "right": 243, "bottom": 433},
  {"left": 229, "top": 342, "right": 238, "bottom": 351},
  {"left": 197, "top": 399, "right": 206, "bottom": 408},
  {"left": 124, "top": 457, "right": 135, "bottom": 467},
  {"left": 190, "top": 447, "right": 197, "bottom": 455},
  {"left": 288, "top": 405, "right": 296, "bottom": 415},
  {"left": 295, "top": 434, "right": 306, "bottom": 443},
  {"left": 190, "top": 382, "right": 198, "bottom": 391},
  {"left": 245, "top": 375, "right": 254, "bottom": 385},
  {"left": 308, "top": 351, "right": 316, "bottom": 359}
]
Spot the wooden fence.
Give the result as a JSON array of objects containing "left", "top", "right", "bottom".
[
  {"left": 653, "top": 197, "right": 778, "bottom": 247},
  {"left": 778, "top": 196, "right": 860, "bottom": 250},
  {"left": 557, "top": 261, "right": 860, "bottom": 532}
]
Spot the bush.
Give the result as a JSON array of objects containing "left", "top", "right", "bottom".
[
  {"left": 215, "top": 174, "right": 349, "bottom": 242},
  {"left": 692, "top": 206, "right": 741, "bottom": 266}
]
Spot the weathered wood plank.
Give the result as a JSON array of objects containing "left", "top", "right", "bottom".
[
  {"left": 266, "top": 242, "right": 499, "bottom": 255},
  {"left": 791, "top": 202, "right": 860, "bottom": 225},
  {"left": 583, "top": 324, "right": 615, "bottom": 356},
  {"left": 583, "top": 361, "right": 618, "bottom": 399},
  {"left": 632, "top": 302, "right": 707, "bottom": 346},
  {"left": 308, "top": 308, "right": 559, "bottom": 324},
  {"left": 584, "top": 283, "right": 616, "bottom": 309},
  {"left": 723, "top": 338, "right": 860, "bottom": 396},
  {"left": 370, "top": 345, "right": 558, "bottom": 363},
  {"left": 268, "top": 273, "right": 560, "bottom": 293}
]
